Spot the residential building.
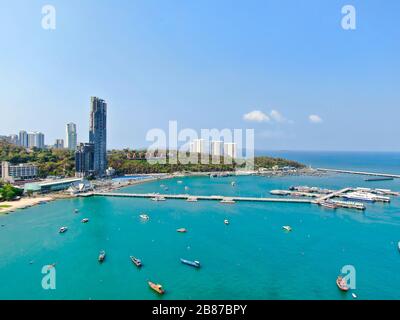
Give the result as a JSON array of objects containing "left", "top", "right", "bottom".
[
  {"left": 89, "top": 97, "right": 107, "bottom": 176},
  {"left": 8, "top": 134, "right": 19, "bottom": 145},
  {"left": 210, "top": 140, "right": 223, "bottom": 157},
  {"left": 28, "top": 132, "right": 45, "bottom": 149},
  {"left": 54, "top": 139, "right": 64, "bottom": 149},
  {"left": 19, "top": 130, "right": 28, "bottom": 148},
  {"left": 66, "top": 123, "right": 77, "bottom": 151},
  {"left": 224, "top": 142, "right": 237, "bottom": 159},
  {"left": 190, "top": 139, "right": 205, "bottom": 154},
  {"left": 1, "top": 161, "right": 38, "bottom": 182},
  {"left": 75, "top": 143, "right": 95, "bottom": 178}
]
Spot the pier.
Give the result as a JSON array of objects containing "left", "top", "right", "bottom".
[
  {"left": 87, "top": 192, "right": 313, "bottom": 204},
  {"left": 317, "top": 168, "right": 400, "bottom": 179}
]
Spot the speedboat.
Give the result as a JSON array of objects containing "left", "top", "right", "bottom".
[
  {"left": 224, "top": 219, "right": 230, "bottom": 225},
  {"left": 148, "top": 281, "right": 165, "bottom": 294},
  {"left": 398, "top": 241, "right": 400, "bottom": 252},
  {"left": 59, "top": 227, "right": 68, "bottom": 233},
  {"left": 177, "top": 228, "right": 187, "bottom": 233},
  {"left": 319, "top": 201, "right": 338, "bottom": 209},
  {"left": 180, "top": 258, "right": 201, "bottom": 268},
  {"left": 282, "top": 226, "right": 292, "bottom": 232},
  {"left": 130, "top": 256, "right": 142, "bottom": 267},
  {"left": 336, "top": 276, "right": 349, "bottom": 291},
  {"left": 98, "top": 250, "right": 106, "bottom": 263},
  {"left": 140, "top": 214, "right": 150, "bottom": 220},
  {"left": 81, "top": 218, "right": 89, "bottom": 223}
]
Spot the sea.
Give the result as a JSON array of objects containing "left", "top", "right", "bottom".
[{"left": 1, "top": 151, "right": 400, "bottom": 300}]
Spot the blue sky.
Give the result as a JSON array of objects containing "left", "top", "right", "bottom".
[{"left": 0, "top": 0, "right": 399, "bottom": 151}]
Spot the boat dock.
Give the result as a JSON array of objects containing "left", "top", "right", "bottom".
[
  {"left": 85, "top": 192, "right": 312, "bottom": 204},
  {"left": 317, "top": 168, "right": 400, "bottom": 179}
]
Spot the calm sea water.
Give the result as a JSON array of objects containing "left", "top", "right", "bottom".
[{"left": 1, "top": 152, "right": 400, "bottom": 300}]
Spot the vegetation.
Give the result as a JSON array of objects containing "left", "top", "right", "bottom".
[
  {"left": 0, "top": 141, "right": 75, "bottom": 178},
  {"left": 0, "top": 182, "right": 23, "bottom": 201},
  {"left": 0, "top": 142, "right": 305, "bottom": 178}
]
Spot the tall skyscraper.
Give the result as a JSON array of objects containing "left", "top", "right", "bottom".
[
  {"left": 89, "top": 97, "right": 107, "bottom": 176},
  {"left": 66, "top": 123, "right": 77, "bottom": 151},
  {"left": 19, "top": 130, "right": 28, "bottom": 148},
  {"left": 28, "top": 132, "right": 45, "bottom": 149}
]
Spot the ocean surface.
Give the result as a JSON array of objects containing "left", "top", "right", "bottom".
[{"left": 1, "top": 152, "right": 400, "bottom": 300}]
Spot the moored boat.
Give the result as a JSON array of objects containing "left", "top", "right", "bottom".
[
  {"left": 177, "top": 228, "right": 187, "bottom": 233},
  {"left": 151, "top": 196, "right": 166, "bottom": 202},
  {"left": 130, "top": 256, "right": 142, "bottom": 267},
  {"left": 59, "top": 227, "right": 68, "bottom": 233},
  {"left": 398, "top": 241, "right": 400, "bottom": 252},
  {"left": 148, "top": 281, "right": 165, "bottom": 294},
  {"left": 180, "top": 258, "right": 201, "bottom": 268},
  {"left": 319, "top": 201, "right": 338, "bottom": 209},
  {"left": 336, "top": 276, "right": 349, "bottom": 291},
  {"left": 98, "top": 250, "right": 106, "bottom": 263},
  {"left": 81, "top": 218, "right": 89, "bottom": 223}
]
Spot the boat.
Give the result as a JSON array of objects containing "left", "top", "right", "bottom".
[
  {"left": 140, "top": 214, "right": 150, "bottom": 220},
  {"left": 224, "top": 219, "right": 230, "bottom": 225},
  {"left": 319, "top": 201, "right": 338, "bottom": 209},
  {"left": 343, "top": 192, "right": 376, "bottom": 202},
  {"left": 231, "top": 181, "right": 236, "bottom": 187},
  {"left": 184, "top": 186, "right": 189, "bottom": 191},
  {"left": 365, "top": 177, "right": 394, "bottom": 182},
  {"left": 98, "top": 250, "right": 106, "bottom": 263},
  {"left": 352, "top": 293, "right": 358, "bottom": 299},
  {"left": 74, "top": 209, "right": 79, "bottom": 213},
  {"left": 270, "top": 190, "right": 291, "bottom": 196},
  {"left": 187, "top": 197, "right": 198, "bottom": 202},
  {"left": 177, "top": 180, "right": 183, "bottom": 184},
  {"left": 148, "top": 281, "right": 165, "bottom": 294},
  {"left": 220, "top": 198, "right": 235, "bottom": 204},
  {"left": 81, "top": 218, "right": 89, "bottom": 223},
  {"left": 180, "top": 258, "right": 201, "bottom": 268},
  {"left": 59, "top": 227, "right": 68, "bottom": 233},
  {"left": 336, "top": 276, "right": 349, "bottom": 291},
  {"left": 151, "top": 196, "right": 166, "bottom": 202},
  {"left": 177, "top": 228, "right": 187, "bottom": 233},
  {"left": 282, "top": 226, "right": 292, "bottom": 232},
  {"left": 130, "top": 256, "right": 142, "bottom": 267},
  {"left": 398, "top": 241, "right": 400, "bottom": 252}
]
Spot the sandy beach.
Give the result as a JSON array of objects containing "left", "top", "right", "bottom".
[{"left": 0, "top": 196, "right": 54, "bottom": 214}]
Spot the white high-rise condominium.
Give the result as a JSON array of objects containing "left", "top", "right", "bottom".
[
  {"left": 190, "top": 139, "right": 205, "bottom": 154},
  {"left": 66, "top": 123, "right": 77, "bottom": 151},
  {"left": 210, "top": 140, "right": 223, "bottom": 157},
  {"left": 28, "top": 132, "right": 45, "bottom": 149},
  {"left": 8, "top": 134, "right": 19, "bottom": 145},
  {"left": 224, "top": 142, "right": 237, "bottom": 159},
  {"left": 19, "top": 130, "right": 28, "bottom": 147}
]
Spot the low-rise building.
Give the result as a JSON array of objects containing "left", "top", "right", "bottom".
[
  {"left": 24, "top": 177, "right": 85, "bottom": 193},
  {"left": 1, "top": 161, "right": 38, "bottom": 183}
]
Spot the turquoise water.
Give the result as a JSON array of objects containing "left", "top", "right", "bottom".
[{"left": 1, "top": 157, "right": 400, "bottom": 299}]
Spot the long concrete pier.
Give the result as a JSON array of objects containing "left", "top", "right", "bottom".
[
  {"left": 317, "top": 168, "right": 400, "bottom": 179},
  {"left": 88, "top": 192, "right": 312, "bottom": 204}
]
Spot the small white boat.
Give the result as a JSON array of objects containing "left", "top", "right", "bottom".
[
  {"left": 184, "top": 186, "right": 189, "bottom": 191},
  {"left": 59, "top": 227, "right": 68, "bottom": 233},
  {"left": 140, "top": 214, "right": 150, "bottom": 220},
  {"left": 177, "top": 180, "right": 183, "bottom": 184},
  {"left": 282, "top": 226, "right": 292, "bottom": 232},
  {"left": 352, "top": 293, "right": 358, "bottom": 299},
  {"left": 81, "top": 218, "right": 89, "bottom": 223},
  {"left": 220, "top": 198, "right": 235, "bottom": 204},
  {"left": 224, "top": 219, "right": 230, "bottom": 225},
  {"left": 187, "top": 197, "right": 198, "bottom": 202},
  {"left": 151, "top": 197, "right": 166, "bottom": 202},
  {"left": 74, "top": 209, "right": 79, "bottom": 213},
  {"left": 398, "top": 241, "right": 400, "bottom": 252},
  {"left": 231, "top": 181, "right": 236, "bottom": 187}
]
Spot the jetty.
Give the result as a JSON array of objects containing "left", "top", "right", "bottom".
[
  {"left": 317, "top": 168, "right": 400, "bottom": 179},
  {"left": 83, "top": 192, "right": 312, "bottom": 204}
]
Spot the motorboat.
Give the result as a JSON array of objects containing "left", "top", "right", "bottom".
[
  {"left": 130, "top": 256, "right": 142, "bottom": 267},
  {"left": 220, "top": 198, "right": 235, "bottom": 204},
  {"left": 74, "top": 209, "right": 79, "bottom": 213},
  {"left": 398, "top": 241, "right": 400, "bottom": 252},
  {"left": 282, "top": 226, "right": 292, "bottom": 232},
  {"left": 177, "top": 228, "right": 187, "bottom": 233},
  {"left": 180, "top": 258, "right": 201, "bottom": 268},
  {"left": 59, "top": 227, "right": 68, "bottom": 233},
  {"left": 140, "top": 214, "right": 150, "bottom": 220},
  {"left": 187, "top": 197, "right": 198, "bottom": 202},
  {"left": 148, "top": 281, "right": 165, "bottom": 294},
  {"left": 81, "top": 218, "right": 89, "bottom": 223},
  {"left": 336, "top": 276, "right": 349, "bottom": 291},
  {"left": 224, "top": 219, "right": 230, "bottom": 225},
  {"left": 151, "top": 196, "right": 166, "bottom": 202},
  {"left": 319, "top": 201, "right": 338, "bottom": 209},
  {"left": 98, "top": 250, "right": 106, "bottom": 263},
  {"left": 231, "top": 181, "right": 236, "bottom": 187}
]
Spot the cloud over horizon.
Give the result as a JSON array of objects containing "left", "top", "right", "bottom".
[
  {"left": 309, "top": 114, "right": 323, "bottom": 123},
  {"left": 243, "top": 110, "right": 270, "bottom": 122}
]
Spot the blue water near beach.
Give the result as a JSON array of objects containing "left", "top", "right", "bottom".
[{"left": 1, "top": 152, "right": 400, "bottom": 300}]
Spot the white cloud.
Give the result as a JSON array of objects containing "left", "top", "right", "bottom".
[
  {"left": 309, "top": 114, "right": 323, "bottom": 123},
  {"left": 270, "top": 110, "right": 293, "bottom": 123},
  {"left": 243, "top": 110, "right": 270, "bottom": 122}
]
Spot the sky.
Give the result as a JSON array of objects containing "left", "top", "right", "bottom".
[{"left": 0, "top": 0, "right": 399, "bottom": 151}]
